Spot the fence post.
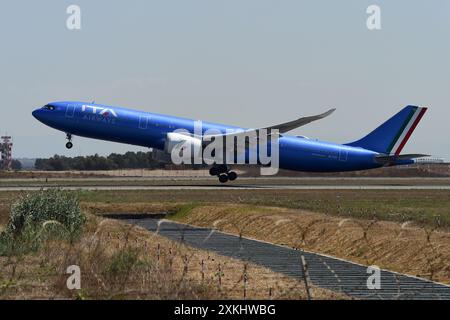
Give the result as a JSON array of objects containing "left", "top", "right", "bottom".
[
  {"left": 218, "top": 263, "right": 222, "bottom": 289},
  {"left": 300, "top": 252, "right": 312, "bottom": 300},
  {"left": 243, "top": 263, "right": 248, "bottom": 300},
  {"left": 183, "top": 255, "right": 188, "bottom": 275},
  {"left": 201, "top": 259, "right": 205, "bottom": 282}
]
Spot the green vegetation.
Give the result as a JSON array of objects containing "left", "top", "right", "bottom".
[
  {"left": 169, "top": 203, "right": 199, "bottom": 220},
  {"left": 35, "top": 152, "right": 163, "bottom": 171},
  {"left": 0, "top": 189, "right": 346, "bottom": 300},
  {"left": 105, "top": 247, "right": 154, "bottom": 295},
  {"left": 33, "top": 151, "right": 207, "bottom": 171},
  {"left": 3, "top": 177, "right": 450, "bottom": 188},
  {"left": 70, "top": 189, "right": 450, "bottom": 229},
  {"left": 0, "top": 189, "right": 86, "bottom": 256},
  {"left": 107, "top": 248, "right": 143, "bottom": 275},
  {"left": 11, "top": 160, "right": 22, "bottom": 171},
  {"left": 2, "top": 188, "right": 450, "bottom": 228}
]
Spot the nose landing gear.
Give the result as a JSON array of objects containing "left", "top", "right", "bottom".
[
  {"left": 65, "top": 133, "right": 73, "bottom": 149},
  {"left": 209, "top": 165, "right": 238, "bottom": 183}
]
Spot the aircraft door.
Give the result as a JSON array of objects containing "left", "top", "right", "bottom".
[
  {"left": 139, "top": 116, "right": 149, "bottom": 130},
  {"left": 65, "top": 104, "right": 75, "bottom": 118},
  {"left": 339, "top": 149, "right": 348, "bottom": 162}
]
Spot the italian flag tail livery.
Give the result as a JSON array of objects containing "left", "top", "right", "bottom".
[
  {"left": 387, "top": 106, "right": 427, "bottom": 155},
  {"left": 346, "top": 106, "right": 428, "bottom": 155}
]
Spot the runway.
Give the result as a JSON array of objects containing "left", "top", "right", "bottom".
[
  {"left": 1, "top": 185, "right": 450, "bottom": 191},
  {"left": 1, "top": 177, "right": 450, "bottom": 191},
  {"left": 119, "top": 217, "right": 450, "bottom": 300}
]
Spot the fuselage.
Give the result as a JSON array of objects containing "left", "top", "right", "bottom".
[{"left": 32, "top": 101, "right": 385, "bottom": 172}]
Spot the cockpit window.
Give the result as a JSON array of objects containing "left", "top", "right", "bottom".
[{"left": 43, "top": 105, "right": 56, "bottom": 111}]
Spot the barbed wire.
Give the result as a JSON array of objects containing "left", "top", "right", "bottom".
[{"left": 1, "top": 209, "right": 450, "bottom": 300}]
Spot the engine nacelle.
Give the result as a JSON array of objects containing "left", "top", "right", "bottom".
[{"left": 164, "top": 132, "right": 203, "bottom": 162}]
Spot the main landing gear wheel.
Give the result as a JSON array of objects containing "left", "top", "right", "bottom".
[
  {"left": 219, "top": 174, "right": 229, "bottom": 183},
  {"left": 210, "top": 165, "right": 238, "bottom": 183},
  {"left": 209, "top": 167, "right": 220, "bottom": 176},
  {"left": 228, "top": 171, "right": 238, "bottom": 181}
]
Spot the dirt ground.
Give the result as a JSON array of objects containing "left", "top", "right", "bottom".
[
  {"left": 169, "top": 204, "right": 450, "bottom": 284},
  {"left": 0, "top": 210, "right": 344, "bottom": 300},
  {"left": 2, "top": 187, "right": 449, "bottom": 298}
]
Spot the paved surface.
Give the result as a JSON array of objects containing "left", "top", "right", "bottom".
[
  {"left": 122, "top": 217, "right": 450, "bottom": 300},
  {"left": 1, "top": 185, "right": 450, "bottom": 191},
  {"left": 3, "top": 177, "right": 450, "bottom": 182},
  {"left": 1, "top": 177, "right": 450, "bottom": 191}
]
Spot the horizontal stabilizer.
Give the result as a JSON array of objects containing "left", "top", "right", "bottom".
[{"left": 375, "top": 154, "right": 430, "bottom": 164}]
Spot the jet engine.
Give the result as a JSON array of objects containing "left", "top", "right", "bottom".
[{"left": 163, "top": 132, "right": 203, "bottom": 163}]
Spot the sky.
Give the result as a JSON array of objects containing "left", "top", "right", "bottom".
[{"left": 0, "top": 1, "right": 449, "bottom": 159}]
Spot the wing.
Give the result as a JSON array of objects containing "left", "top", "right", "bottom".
[{"left": 202, "top": 108, "right": 336, "bottom": 144}]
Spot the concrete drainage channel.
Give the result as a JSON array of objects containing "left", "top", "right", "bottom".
[{"left": 112, "top": 215, "right": 450, "bottom": 300}]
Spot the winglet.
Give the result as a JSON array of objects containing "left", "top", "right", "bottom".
[{"left": 266, "top": 108, "right": 336, "bottom": 133}]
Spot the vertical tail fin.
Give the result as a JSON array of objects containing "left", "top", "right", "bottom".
[{"left": 346, "top": 106, "right": 428, "bottom": 155}]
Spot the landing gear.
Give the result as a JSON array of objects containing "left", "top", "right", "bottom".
[
  {"left": 228, "top": 171, "right": 238, "bottom": 181},
  {"left": 65, "top": 133, "right": 73, "bottom": 149},
  {"left": 209, "top": 166, "right": 220, "bottom": 176},
  {"left": 209, "top": 165, "right": 238, "bottom": 183},
  {"left": 219, "top": 174, "right": 229, "bottom": 184},
  {"left": 209, "top": 164, "right": 227, "bottom": 177}
]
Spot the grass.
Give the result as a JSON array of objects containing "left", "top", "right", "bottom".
[
  {"left": 72, "top": 189, "right": 450, "bottom": 229},
  {"left": 1, "top": 189, "right": 450, "bottom": 227},
  {"left": 169, "top": 203, "right": 200, "bottom": 221},
  {"left": 2, "top": 177, "right": 450, "bottom": 187},
  {"left": 0, "top": 191, "right": 344, "bottom": 300},
  {"left": 1, "top": 187, "right": 450, "bottom": 297},
  {"left": 68, "top": 188, "right": 450, "bottom": 285},
  {"left": 169, "top": 203, "right": 450, "bottom": 284},
  {"left": 0, "top": 189, "right": 86, "bottom": 256},
  {"left": 0, "top": 217, "right": 343, "bottom": 300}
]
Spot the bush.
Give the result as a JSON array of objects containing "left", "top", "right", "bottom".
[
  {"left": 0, "top": 189, "right": 86, "bottom": 256},
  {"left": 107, "top": 248, "right": 141, "bottom": 276},
  {"left": 105, "top": 247, "right": 150, "bottom": 292}
]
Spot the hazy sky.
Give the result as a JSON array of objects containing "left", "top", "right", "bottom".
[{"left": 1, "top": 1, "right": 449, "bottom": 159}]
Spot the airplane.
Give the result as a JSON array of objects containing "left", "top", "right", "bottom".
[{"left": 32, "top": 102, "right": 428, "bottom": 183}]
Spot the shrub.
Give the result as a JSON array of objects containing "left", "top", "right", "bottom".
[
  {"left": 105, "top": 247, "right": 150, "bottom": 292},
  {"left": 0, "top": 189, "right": 86, "bottom": 256},
  {"left": 107, "top": 248, "right": 141, "bottom": 276}
]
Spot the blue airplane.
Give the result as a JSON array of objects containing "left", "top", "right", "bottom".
[{"left": 32, "top": 102, "right": 428, "bottom": 183}]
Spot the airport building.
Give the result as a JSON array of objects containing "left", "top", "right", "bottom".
[{"left": 414, "top": 157, "right": 445, "bottom": 164}]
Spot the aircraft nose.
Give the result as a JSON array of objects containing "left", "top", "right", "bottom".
[{"left": 32, "top": 108, "right": 42, "bottom": 120}]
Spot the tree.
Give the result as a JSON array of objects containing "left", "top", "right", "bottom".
[
  {"left": 11, "top": 159, "right": 22, "bottom": 171},
  {"left": 34, "top": 151, "right": 166, "bottom": 171}
]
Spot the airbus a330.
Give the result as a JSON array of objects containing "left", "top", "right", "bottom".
[{"left": 32, "top": 102, "right": 428, "bottom": 183}]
